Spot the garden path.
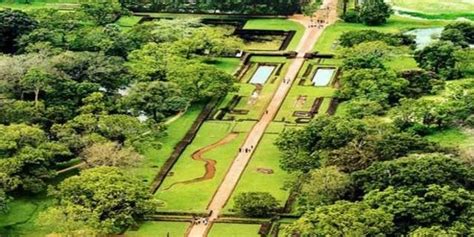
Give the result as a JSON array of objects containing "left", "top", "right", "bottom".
[{"left": 187, "top": 0, "right": 338, "bottom": 236}]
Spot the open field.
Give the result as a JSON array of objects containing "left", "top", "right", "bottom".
[
  {"left": 208, "top": 223, "right": 261, "bottom": 237},
  {"left": 390, "top": 0, "right": 474, "bottom": 20},
  {"left": 126, "top": 221, "right": 189, "bottom": 237},
  {"left": 314, "top": 16, "right": 447, "bottom": 54},
  {"left": 155, "top": 121, "right": 246, "bottom": 212},
  {"left": 225, "top": 134, "right": 290, "bottom": 212},
  {"left": 116, "top": 15, "right": 143, "bottom": 27}
]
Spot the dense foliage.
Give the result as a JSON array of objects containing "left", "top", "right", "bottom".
[
  {"left": 122, "top": 0, "right": 301, "bottom": 15},
  {"left": 38, "top": 167, "right": 157, "bottom": 235},
  {"left": 233, "top": 192, "right": 279, "bottom": 217},
  {"left": 0, "top": 4, "right": 241, "bottom": 233}
]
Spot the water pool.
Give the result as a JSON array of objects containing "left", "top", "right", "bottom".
[
  {"left": 249, "top": 65, "right": 275, "bottom": 84},
  {"left": 312, "top": 68, "right": 335, "bottom": 86},
  {"left": 405, "top": 27, "right": 443, "bottom": 49}
]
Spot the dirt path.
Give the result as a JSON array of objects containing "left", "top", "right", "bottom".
[
  {"left": 164, "top": 133, "right": 239, "bottom": 190},
  {"left": 187, "top": 1, "right": 338, "bottom": 236}
]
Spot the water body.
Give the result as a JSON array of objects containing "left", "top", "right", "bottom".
[
  {"left": 405, "top": 27, "right": 444, "bottom": 49},
  {"left": 249, "top": 65, "right": 275, "bottom": 84},
  {"left": 312, "top": 68, "right": 335, "bottom": 86}
]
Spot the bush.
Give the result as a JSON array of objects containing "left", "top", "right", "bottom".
[
  {"left": 358, "top": 0, "right": 393, "bottom": 26},
  {"left": 233, "top": 192, "right": 279, "bottom": 217},
  {"left": 341, "top": 9, "right": 359, "bottom": 23},
  {"left": 465, "top": 115, "right": 474, "bottom": 128}
]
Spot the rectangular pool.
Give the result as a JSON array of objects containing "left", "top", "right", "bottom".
[
  {"left": 312, "top": 68, "right": 335, "bottom": 86},
  {"left": 249, "top": 65, "right": 275, "bottom": 84}
]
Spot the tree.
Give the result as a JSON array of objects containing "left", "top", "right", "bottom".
[
  {"left": 358, "top": 0, "right": 392, "bottom": 26},
  {"left": 339, "top": 30, "right": 415, "bottom": 48},
  {"left": 0, "top": 9, "right": 37, "bottom": 53},
  {"left": 297, "top": 167, "right": 351, "bottom": 210},
  {"left": 340, "top": 41, "right": 391, "bottom": 69},
  {"left": 285, "top": 201, "right": 394, "bottom": 236},
  {"left": 364, "top": 185, "right": 474, "bottom": 234},
  {"left": 337, "top": 68, "right": 408, "bottom": 106},
  {"left": 414, "top": 41, "right": 462, "bottom": 79},
  {"left": 344, "top": 99, "right": 385, "bottom": 118},
  {"left": 399, "top": 69, "right": 445, "bottom": 98},
  {"left": 352, "top": 154, "right": 474, "bottom": 195},
  {"left": 233, "top": 192, "right": 279, "bottom": 217},
  {"left": 38, "top": 167, "right": 157, "bottom": 235},
  {"left": 20, "top": 68, "right": 54, "bottom": 107},
  {"left": 123, "top": 81, "right": 189, "bottom": 122},
  {"left": 167, "top": 60, "right": 237, "bottom": 101},
  {"left": 441, "top": 29, "right": 470, "bottom": 48},
  {"left": 80, "top": 0, "right": 125, "bottom": 26},
  {"left": 0, "top": 124, "right": 71, "bottom": 193},
  {"left": 80, "top": 142, "right": 142, "bottom": 168},
  {"left": 275, "top": 116, "right": 367, "bottom": 172},
  {"left": 443, "top": 21, "right": 474, "bottom": 44}
]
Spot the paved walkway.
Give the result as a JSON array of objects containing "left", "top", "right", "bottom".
[{"left": 187, "top": 1, "right": 338, "bottom": 236}]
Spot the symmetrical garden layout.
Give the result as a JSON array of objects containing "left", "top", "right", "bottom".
[{"left": 128, "top": 0, "right": 341, "bottom": 236}]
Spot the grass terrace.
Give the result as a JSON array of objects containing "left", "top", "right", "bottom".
[
  {"left": 126, "top": 221, "right": 189, "bottom": 237},
  {"left": 275, "top": 59, "right": 338, "bottom": 123},
  {"left": 129, "top": 104, "right": 204, "bottom": 185},
  {"left": 243, "top": 19, "right": 305, "bottom": 51},
  {"left": 208, "top": 223, "right": 261, "bottom": 237},
  {"left": 225, "top": 134, "right": 290, "bottom": 212},
  {"left": 213, "top": 56, "right": 290, "bottom": 121},
  {"left": 154, "top": 121, "right": 246, "bottom": 212},
  {"left": 390, "top": 0, "right": 474, "bottom": 20}
]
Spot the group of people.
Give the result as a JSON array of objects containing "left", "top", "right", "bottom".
[
  {"left": 283, "top": 78, "right": 291, "bottom": 84},
  {"left": 192, "top": 216, "right": 209, "bottom": 226},
  {"left": 239, "top": 145, "right": 254, "bottom": 153},
  {"left": 309, "top": 19, "right": 327, "bottom": 28}
]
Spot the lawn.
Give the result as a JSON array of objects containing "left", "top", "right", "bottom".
[
  {"left": 225, "top": 134, "right": 290, "bottom": 212},
  {"left": 314, "top": 15, "right": 447, "bottom": 54},
  {"left": 208, "top": 223, "right": 261, "bottom": 237},
  {"left": 390, "top": 0, "right": 474, "bottom": 19},
  {"left": 0, "top": 195, "right": 53, "bottom": 237},
  {"left": 128, "top": 104, "right": 204, "bottom": 185},
  {"left": 0, "top": 1, "right": 78, "bottom": 10},
  {"left": 426, "top": 128, "right": 474, "bottom": 149},
  {"left": 155, "top": 121, "right": 246, "bottom": 212},
  {"left": 126, "top": 221, "right": 189, "bottom": 237},
  {"left": 116, "top": 15, "right": 143, "bottom": 28},
  {"left": 243, "top": 19, "right": 305, "bottom": 51},
  {"left": 207, "top": 57, "right": 242, "bottom": 75},
  {"left": 244, "top": 35, "right": 286, "bottom": 51}
]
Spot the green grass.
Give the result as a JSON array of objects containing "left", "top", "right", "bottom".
[
  {"left": 155, "top": 121, "right": 246, "bottom": 212},
  {"left": 226, "top": 134, "right": 290, "bottom": 211},
  {"left": 207, "top": 57, "right": 242, "bottom": 74},
  {"left": 390, "top": 0, "right": 474, "bottom": 15},
  {"left": 0, "top": 1, "right": 78, "bottom": 10},
  {"left": 244, "top": 35, "right": 286, "bottom": 51},
  {"left": 243, "top": 19, "right": 305, "bottom": 51},
  {"left": 314, "top": 15, "right": 447, "bottom": 54},
  {"left": 116, "top": 15, "right": 142, "bottom": 27},
  {"left": 0, "top": 195, "right": 53, "bottom": 237},
  {"left": 426, "top": 128, "right": 474, "bottom": 149},
  {"left": 129, "top": 104, "right": 204, "bottom": 185},
  {"left": 208, "top": 223, "right": 261, "bottom": 237},
  {"left": 126, "top": 221, "right": 189, "bottom": 237}
]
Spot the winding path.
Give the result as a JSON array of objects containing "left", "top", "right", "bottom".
[
  {"left": 187, "top": 1, "right": 338, "bottom": 236},
  {"left": 164, "top": 133, "right": 239, "bottom": 190}
]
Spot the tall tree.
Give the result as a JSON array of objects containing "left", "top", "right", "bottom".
[{"left": 0, "top": 9, "right": 37, "bottom": 53}]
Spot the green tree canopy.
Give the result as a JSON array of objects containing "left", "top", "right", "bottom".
[
  {"left": 39, "top": 167, "right": 157, "bottom": 235},
  {"left": 233, "top": 192, "right": 279, "bottom": 217}
]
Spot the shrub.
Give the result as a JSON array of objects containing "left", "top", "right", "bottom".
[{"left": 233, "top": 192, "right": 279, "bottom": 217}]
